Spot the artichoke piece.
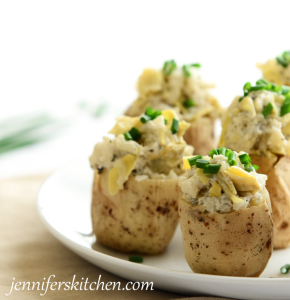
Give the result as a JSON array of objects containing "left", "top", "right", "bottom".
[{"left": 224, "top": 166, "right": 260, "bottom": 193}]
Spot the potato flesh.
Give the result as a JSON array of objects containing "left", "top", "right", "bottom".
[
  {"left": 92, "top": 169, "right": 180, "bottom": 254},
  {"left": 179, "top": 187, "right": 273, "bottom": 277}
]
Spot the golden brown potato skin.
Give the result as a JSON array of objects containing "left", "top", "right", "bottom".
[
  {"left": 91, "top": 169, "right": 179, "bottom": 254},
  {"left": 179, "top": 188, "right": 273, "bottom": 277},
  {"left": 251, "top": 155, "right": 290, "bottom": 249},
  {"left": 183, "top": 117, "right": 216, "bottom": 155}
]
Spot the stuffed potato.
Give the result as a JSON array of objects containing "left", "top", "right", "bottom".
[
  {"left": 219, "top": 80, "right": 290, "bottom": 248},
  {"left": 90, "top": 107, "right": 193, "bottom": 254},
  {"left": 179, "top": 149, "right": 273, "bottom": 277},
  {"left": 125, "top": 60, "right": 222, "bottom": 154},
  {"left": 257, "top": 51, "right": 290, "bottom": 86}
]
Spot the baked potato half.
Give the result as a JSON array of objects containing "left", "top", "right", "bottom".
[
  {"left": 183, "top": 117, "right": 215, "bottom": 155},
  {"left": 219, "top": 80, "right": 290, "bottom": 249},
  {"left": 179, "top": 149, "right": 273, "bottom": 276},
  {"left": 92, "top": 169, "right": 179, "bottom": 254},
  {"left": 179, "top": 188, "right": 273, "bottom": 277},
  {"left": 251, "top": 155, "right": 290, "bottom": 249},
  {"left": 89, "top": 108, "right": 193, "bottom": 254},
  {"left": 125, "top": 60, "right": 221, "bottom": 153}
]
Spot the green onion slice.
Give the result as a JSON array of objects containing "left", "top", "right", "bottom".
[
  {"left": 228, "top": 152, "right": 236, "bottom": 161},
  {"left": 276, "top": 56, "right": 288, "bottom": 68},
  {"left": 243, "top": 82, "right": 251, "bottom": 93},
  {"left": 262, "top": 103, "right": 273, "bottom": 119},
  {"left": 252, "top": 164, "right": 259, "bottom": 171},
  {"left": 124, "top": 127, "right": 141, "bottom": 141},
  {"left": 196, "top": 159, "right": 209, "bottom": 169},
  {"left": 225, "top": 149, "right": 232, "bottom": 157},
  {"left": 129, "top": 256, "right": 143, "bottom": 263},
  {"left": 281, "top": 103, "right": 290, "bottom": 117},
  {"left": 171, "top": 118, "right": 179, "bottom": 134},
  {"left": 191, "top": 63, "right": 201, "bottom": 68},
  {"left": 182, "top": 65, "right": 191, "bottom": 78},
  {"left": 123, "top": 132, "right": 132, "bottom": 141},
  {"left": 203, "top": 164, "right": 221, "bottom": 174},
  {"left": 280, "top": 264, "right": 290, "bottom": 274},
  {"left": 163, "top": 60, "right": 177, "bottom": 76},
  {"left": 209, "top": 148, "right": 218, "bottom": 158},
  {"left": 188, "top": 154, "right": 202, "bottom": 167},
  {"left": 228, "top": 159, "right": 237, "bottom": 166},
  {"left": 282, "top": 86, "right": 290, "bottom": 95},
  {"left": 244, "top": 163, "right": 254, "bottom": 172},
  {"left": 239, "top": 153, "right": 251, "bottom": 164},
  {"left": 140, "top": 114, "right": 151, "bottom": 123},
  {"left": 183, "top": 99, "right": 195, "bottom": 108},
  {"left": 218, "top": 147, "right": 226, "bottom": 156}
]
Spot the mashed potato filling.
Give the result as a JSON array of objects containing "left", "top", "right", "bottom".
[
  {"left": 125, "top": 60, "right": 221, "bottom": 122},
  {"left": 90, "top": 109, "right": 193, "bottom": 195},
  {"left": 179, "top": 150, "right": 267, "bottom": 213},
  {"left": 220, "top": 87, "right": 290, "bottom": 157}
]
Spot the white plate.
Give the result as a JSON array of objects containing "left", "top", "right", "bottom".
[{"left": 37, "top": 160, "right": 290, "bottom": 300}]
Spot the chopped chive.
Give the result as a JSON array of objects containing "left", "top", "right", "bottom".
[
  {"left": 276, "top": 56, "right": 288, "bottom": 68},
  {"left": 128, "top": 127, "right": 142, "bottom": 141},
  {"left": 183, "top": 99, "right": 195, "bottom": 108},
  {"left": 188, "top": 154, "right": 203, "bottom": 167},
  {"left": 190, "top": 63, "right": 201, "bottom": 68},
  {"left": 252, "top": 164, "right": 259, "bottom": 171},
  {"left": 129, "top": 256, "right": 143, "bottom": 263},
  {"left": 124, "top": 127, "right": 141, "bottom": 142},
  {"left": 140, "top": 114, "right": 151, "bottom": 123},
  {"left": 123, "top": 132, "right": 133, "bottom": 141},
  {"left": 182, "top": 65, "right": 191, "bottom": 78},
  {"left": 239, "top": 153, "right": 251, "bottom": 164},
  {"left": 282, "top": 51, "right": 290, "bottom": 62},
  {"left": 228, "top": 159, "right": 237, "bottom": 166},
  {"left": 262, "top": 103, "right": 273, "bottom": 119},
  {"left": 209, "top": 148, "right": 218, "bottom": 158},
  {"left": 282, "top": 86, "right": 290, "bottom": 95},
  {"left": 281, "top": 103, "right": 290, "bottom": 116},
  {"left": 225, "top": 149, "right": 232, "bottom": 158},
  {"left": 228, "top": 152, "right": 236, "bottom": 161},
  {"left": 244, "top": 163, "right": 254, "bottom": 172},
  {"left": 280, "top": 264, "right": 290, "bottom": 274},
  {"left": 284, "top": 96, "right": 290, "bottom": 106},
  {"left": 164, "top": 119, "right": 168, "bottom": 125},
  {"left": 243, "top": 82, "right": 251, "bottom": 93},
  {"left": 171, "top": 118, "right": 179, "bottom": 134},
  {"left": 256, "top": 78, "right": 269, "bottom": 86},
  {"left": 218, "top": 147, "right": 226, "bottom": 156},
  {"left": 248, "top": 85, "right": 267, "bottom": 92},
  {"left": 203, "top": 164, "right": 221, "bottom": 174},
  {"left": 163, "top": 60, "right": 177, "bottom": 76},
  {"left": 239, "top": 96, "right": 244, "bottom": 102},
  {"left": 272, "top": 84, "right": 283, "bottom": 94},
  {"left": 196, "top": 159, "right": 209, "bottom": 169},
  {"left": 140, "top": 107, "right": 162, "bottom": 123}
]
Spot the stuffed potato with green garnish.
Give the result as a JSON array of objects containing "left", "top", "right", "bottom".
[
  {"left": 125, "top": 60, "right": 222, "bottom": 155},
  {"left": 90, "top": 107, "right": 193, "bottom": 254},
  {"left": 257, "top": 51, "right": 290, "bottom": 86},
  {"left": 219, "top": 80, "right": 290, "bottom": 249},
  {"left": 179, "top": 148, "right": 273, "bottom": 277}
]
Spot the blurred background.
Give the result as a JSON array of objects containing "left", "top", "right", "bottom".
[{"left": 1, "top": 0, "right": 289, "bottom": 178}]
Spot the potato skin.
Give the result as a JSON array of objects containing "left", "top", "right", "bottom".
[
  {"left": 179, "top": 188, "right": 273, "bottom": 277},
  {"left": 251, "top": 155, "right": 290, "bottom": 249},
  {"left": 183, "top": 117, "right": 216, "bottom": 155},
  {"left": 91, "top": 169, "right": 179, "bottom": 254}
]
